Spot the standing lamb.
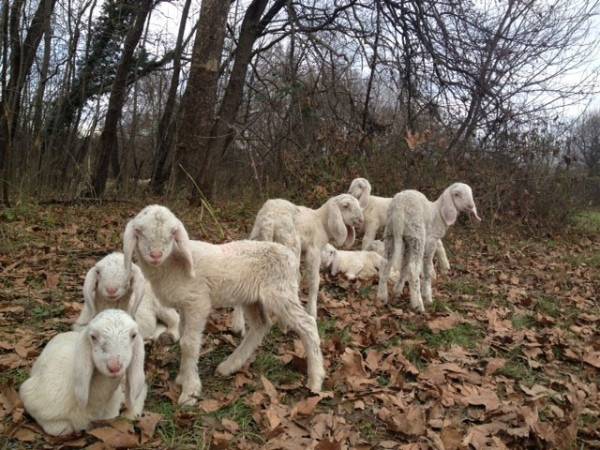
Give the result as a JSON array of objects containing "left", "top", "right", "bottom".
[
  {"left": 377, "top": 182, "right": 480, "bottom": 312},
  {"left": 123, "top": 205, "right": 325, "bottom": 406},
  {"left": 74, "top": 252, "right": 180, "bottom": 341},
  {"left": 20, "top": 309, "right": 146, "bottom": 436},
  {"left": 348, "top": 177, "right": 451, "bottom": 274},
  {"left": 231, "top": 194, "right": 364, "bottom": 335}
]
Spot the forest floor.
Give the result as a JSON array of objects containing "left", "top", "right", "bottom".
[{"left": 0, "top": 201, "right": 599, "bottom": 450}]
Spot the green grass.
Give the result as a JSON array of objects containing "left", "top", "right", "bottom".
[
  {"left": 318, "top": 318, "right": 351, "bottom": 344},
  {"left": 570, "top": 210, "right": 600, "bottom": 233},
  {"left": 253, "top": 352, "right": 302, "bottom": 385},
  {"left": 0, "top": 368, "right": 29, "bottom": 386},
  {"left": 420, "top": 323, "right": 482, "bottom": 349},
  {"left": 212, "top": 399, "right": 261, "bottom": 442},
  {"left": 512, "top": 313, "right": 536, "bottom": 329},
  {"left": 445, "top": 280, "right": 478, "bottom": 296},
  {"left": 535, "top": 296, "right": 561, "bottom": 318},
  {"left": 31, "top": 304, "right": 65, "bottom": 322}
]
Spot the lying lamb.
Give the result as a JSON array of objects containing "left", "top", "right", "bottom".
[
  {"left": 20, "top": 309, "right": 146, "bottom": 436},
  {"left": 320, "top": 243, "right": 385, "bottom": 280},
  {"left": 123, "top": 205, "right": 325, "bottom": 406},
  {"left": 74, "top": 252, "right": 180, "bottom": 341},
  {"left": 348, "top": 177, "right": 451, "bottom": 274},
  {"left": 377, "top": 182, "right": 481, "bottom": 312}
]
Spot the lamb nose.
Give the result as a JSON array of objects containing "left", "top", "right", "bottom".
[
  {"left": 150, "top": 250, "right": 163, "bottom": 260},
  {"left": 106, "top": 287, "right": 117, "bottom": 295},
  {"left": 108, "top": 361, "right": 122, "bottom": 373}
]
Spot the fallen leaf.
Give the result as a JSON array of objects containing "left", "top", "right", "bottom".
[
  {"left": 88, "top": 426, "right": 138, "bottom": 448},
  {"left": 198, "top": 399, "right": 221, "bottom": 413},
  {"left": 138, "top": 412, "right": 162, "bottom": 442}
]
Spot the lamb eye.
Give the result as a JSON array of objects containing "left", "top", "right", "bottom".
[
  {"left": 131, "top": 333, "right": 137, "bottom": 340},
  {"left": 90, "top": 335, "right": 97, "bottom": 342}
]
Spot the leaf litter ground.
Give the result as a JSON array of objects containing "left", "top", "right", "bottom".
[{"left": 0, "top": 202, "right": 599, "bottom": 449}]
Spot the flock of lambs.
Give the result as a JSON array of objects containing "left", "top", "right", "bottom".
[{"left": 17, "top": 177, "right": 480, "bottom": 437}]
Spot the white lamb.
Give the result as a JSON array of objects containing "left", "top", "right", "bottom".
[
  {"left": 73, "top": 252, "right": 180, "bottom": 342},
  {"left": 123, "top": 205, "right": 325, "bottom": 406},
  {"left": 377, "top": 182, "right": 481, "bottom": 312},
  {"left": 348, "top": 177, "right": 451, "bottom": 274},
  {"left": 231, "top": 194, "right": 364, "bottom": 335},
  {"left": 320, "top": 243, "right": 385, "bottom": 280},
  {"left": 20, "top": 309, "right": 147, "bottom": 436}
]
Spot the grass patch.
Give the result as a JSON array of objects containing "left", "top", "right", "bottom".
[
  {"left": 535, "top": 296, "right": 560, "bottom": 318},
  {"left": 402, "top": 343, "right": 428, "bottom": 370},
  {"left": 31, "top": 304, "right": 65, "bottom": 322},
  {"left": 512, "top": 313, "right": 536, "bottom": 329},
  {"left": 0, "top": 368, "right": 29, "bottom": 386},
  {"left": 212, "top": 399, "right": 261, "bottom": 441},
  {"left": 445, "top": 280, "right": 478, "bottom": 296},
  {"left": 570, "top": 210, "right": 600, "bottom": 233},
  {"left": 318, "top": 318, "right": 351, "bottom": 344},
  {"left": 497, "top": 357, "right": 541, "bottom": 386},
  {"left": 253, "top": 352, "right": 302, "bottom": 385},
  {"left": 420, "top": 323, "right": 482, "bottom": 349}
]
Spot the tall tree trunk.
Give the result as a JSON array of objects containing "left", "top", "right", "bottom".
[
  {"left": 150, "top": 0, "right": 192, "bottom": 195},
  {"left": 91, "top": 0, "right": 153, "bottom": 197},
  {"left": 175, "top": 0, "right": 232, "bottom": 201},
  {"left": 0, "top": 0, "right": 57, "bottom": 204},
  {"left": 189, "top": 0, "right": 286, "bottom": 203}
]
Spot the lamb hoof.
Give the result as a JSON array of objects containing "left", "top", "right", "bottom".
[
  {"left": 307, "top": 376, "right": 323, "bottom": 393},
  {"left": 157, "top": 332, "right": 176, "bottom": 346},
  {"left": 215, "top": 360, "right": 234, "bottom": 377},
  {"left": 178, "top": 392, "right": 198, "bottom": 407}
]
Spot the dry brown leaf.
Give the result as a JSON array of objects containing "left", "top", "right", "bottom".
[
  {"left": 88, "top": 426, "right": 139, "bottom": 448},
  {"left": 137, "top": 412, "right": 162, "bottom": 442},
  {"left": 12, "top": 426, "right": 38, "bottom": 442},
  {"left": 198, "top": 399, "right": 222, "bottom": 413},
  {"left": 582, "top": 350, "right": 600, "bottom": 368},
  {"left": 222, "top": 418, "right": 239, "bottom": 433},
  {"left": 427, "top": 314, "right": 461, "bottom": 333},
  {"left": 261, "top": 375, "right": 279, "bottom": 404},
  {"left": 485, "top": 358, "right": 506, "bottom": 376}
]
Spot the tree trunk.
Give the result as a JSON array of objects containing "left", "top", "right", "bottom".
[
  {"left": 0, "top": 0, "right": 57, "bottom": 204},
  {"left": 188, "top": 0, "right": 286, "bottom": 203},
  {"left": 175, "top": 0, "right": 233, "bottom": 201},
  {"left": 91, "top": 0, "right": 153, "bottom": 197},
  {"left": 150, "top": 0, "right": 192, "bottom": 195}
]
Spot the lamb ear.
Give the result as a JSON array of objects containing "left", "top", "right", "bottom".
[
  {"left": 81, "top": 267, "right": 98, "bottom": 322},
  {"left": 439, "top": 189, "right": 458, "bottom": 226},
  {"left": 123, "top": 220, "right": 137, "bottom": 275},
  {"left": 343, "top": 225, "right": 355, "bottom": 249},
  {"left": 125, "top": 332, "right": 146, "bottom": 412},
  {"left": 357, "top": 181, "right": 371, "bottom": 209},
  {"left": 326, "top": 200, "right": 348, "bottom": 247},
  {"left": 73, "top": 331, "right": 94, "bottom": 409},
  {"left": 173, "top": 220, "right": 195, "bottom": 278},
  {"left": 128, "top": 265, "right": 146, "bottom": 316}
]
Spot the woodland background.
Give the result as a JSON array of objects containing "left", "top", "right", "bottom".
[{"left": 0, "top": 0, "right": 599, "bottom": 226}]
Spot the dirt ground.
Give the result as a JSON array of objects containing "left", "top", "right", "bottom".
[{"left": 0, "top": 202, "right": 599, "bottom": 449}]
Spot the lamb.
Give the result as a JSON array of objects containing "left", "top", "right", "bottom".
[
  {"left": 74, "top": 252, "right": 180, "bottom": 342},
  {"left": 19, "top": 309, "right": 147, "bottom": 436},
  {"left": 348, "top": 177, "right": 451, "bottom": 274},
  {"left": 377, "top": 182, "right": 481, "bottom": 312},
  {"left": 231, "top": 194, "right": 364, "bottom": 335},
  {"left": 123, "top": 204, "right": 325, "bottom": 406},
  {"left": 320, "top": 243, "right": 385, "bottom": 280}
]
